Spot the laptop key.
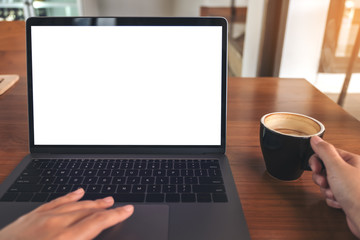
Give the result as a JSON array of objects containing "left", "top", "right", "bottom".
[
  {"left": 134, "top": 162, "right": 147, "bottom": 169},
  {"left": 197, "top": 193, "right": 212, "bottom": 202},
  {"left": 193, "top": 185, "right": 225, "bottom": 193},
  {"left": 155, "top": 177, "right": 169, "bottom": 184},
  {"left": 170, "top": 177, "right": 183, "bottom": 184},
  {"left": 97, "top": 170, "right": 111, "bottom": 176},
  {"left": 71, "top": 185, "right": 88, "bottom": 192},
  {"left": 84, "top": 169, "right": 97, "bottom": 176},
  {"left": 54, "top": 177, "right": 69, "bottom": 184},
  {"left": 181, "top": 193, "right": 196, "bottom": 202},
  {"left": 0, "top": 192, "right": 18, "bottom": 201},
  {"left": 132, "top": 185, "right": 146, "bottom": 193},
  {"left": 9, "top": 184, "right": 42, "bottom": 192},
  {"left": 47, "top": 161, "right": 57, "bottom": 169},
  {"left": 181, "top": 170, "right": 194, "bottom": 177},
  {"left": 68, "top": 177, "right": 84, "bottom": 184},
  {"left": 113, "top": 194, "right": 145, "bottom": 202},
  {"left": 125, "top": 170, "right": 138, "bottom": 177},
  {"left": 53, "top": 162, "right": 68, "bottom": 169},
  {"left": 39, "top": 162, "right": 49, "bottom": 169},
  {"left": 212, "top": 193, "right": 228, "bottom": 202},
  {"left": 126, "top": 177, "right": 140, "bottom": 184},
  {"left": 112, "top": 177, "right": 126, "bottom": 184},
  {"left": 16, "top": 176, "right": 41, "bottom": 184},
  {"left": 174, "top": 162, "right": 186, "bottom": 169},
  {"left": 195, "top": 170, "right": 208, "bottom": 177},
  {"left": 161, "top": 162, "right": 173, "bottom": 170},
  {"left": 82, "top": 193, "right": 108, "bottom": 201},
  {"left": 15, "top": 193, "right": 34, "bottom": 202},
  {"left": 187, "top": 162, "right": 200, "bottom": 169},
  {"left": 55, "top": 169, "right": 70, "bottom": 177},
  {"left": 83, "top": 177, "right": 98, "bottom": 184},
  {"left": 117, "top": 185, "right": 131, "bottom": 193},
  {"left": 208, "top": 169, "right": 222, "bottom": 176},
  {"left": 41, "top": 184, "right": 58, "bottom": 192},
  {"left": 21, "top": 168, "right": 43, "bottom": 176},
  {"left": 208, "top": 163, "right": 220, "bottom": 169},
  {"left": 31, "top": 193, "right": 49, "bottom": 202},
  {"left": 167, "top": 170, "right": 179, "bottom": 177},
  {"left": 139, "top": 170, "right": 152, "bottom": 176},
  {"left": 120, "top": 162, "right": 133, "bottom": 169},
  {"left": 166, "top": 194, "right": 180, "bottom": 202},
  {"left": 107, "top": 162, "right": 120, "bottom": 169},
  {"left": 67, "top": 162, "right": 81, "bottom": 169},
  {"left": 40, "top": 177, "right": 55, "bottom": 184},
  {"left": 80, "top": 162, "right": 94, "bottom": 169},
  {"left": 162, "top": 185, "right": 176, "bottom": 193},
  {"left": 111, "top": 170, "right": 125, "bottom": 177},
  {"left": 70, "top": 169, "right": 84, "bottom": 176},
  {"left": 42, "top": 169, "right": 57, "bottom": 176},
  {"left": 95, "top": 160, "right": 108, "bottom": 168},
  {"left": 141, "top": 177, "right": 155, "bottom": 184},
  {"left": 177, "top": 185, "right": 191, "bottom": 193},
  {"left": 153, "top": 170, "right": 166, "bottom": 176},
  {"left": 147, "top": 185, "right": 161, "bottom": 193},
  {"left": 102, "top": 185, "right": 117, "bottom": 193},
  {"left": 48, "top": 193, "right": 66, "bottom": 201},
  {"left": 97, "top": 177, "right": 112, "bottom": 184},
  {"left": 146, "top": 194, "right": 164, "bottom": 202},
  {"left": 87, "top": 185, "right": 102, "bottom": 193},
  {"left": 29, "top": 161, "right": 41, "bottom": 169},
  {"left": 184, "top": 177, "right": 198, "bottom": 184},
  {"left": 199, "top": 177, "right": 224, "bottom": 185},
  {"left": 56, "top": 185, "right": 73, "bottom": 193},
  {"left": 147, "top": 162, "right": 159, "bottom": 170}
]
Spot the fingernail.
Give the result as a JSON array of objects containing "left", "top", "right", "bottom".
[
  {"left": 123, "top": 205, "right": 134, "bottom": 212},
  {"left": 312, "top": 135, "right": 323, "bottom": 145},
  {"left": 103, "top": 196, "right": 114, "bottom": 203},
  {"left": 73, "top": 188, "right": 84, "bottom": 195}
]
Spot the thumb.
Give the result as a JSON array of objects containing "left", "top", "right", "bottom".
[{"left": 310, "top": 136, "right": 345, "bottom": 172}]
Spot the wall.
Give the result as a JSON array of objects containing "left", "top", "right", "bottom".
[
  {"left": 241, "top": 0, "right": 266, "bottom": 77},
  {"left": 93, "top": 0, "right": 248, "bottom": 17},
  {"left": 95, "top": 0, "right": 173, "bottom": 17},
  {"left": 279, "top": 0, "right": 330, "bottom": 84}
]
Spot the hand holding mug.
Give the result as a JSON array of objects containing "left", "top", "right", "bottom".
[{"left": 260, "top": 112, "right": 325, "bottom": 180}]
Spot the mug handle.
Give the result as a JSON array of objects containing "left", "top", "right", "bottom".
[{"left": 303, "top": 145, "right": 325, "bottom": 171}]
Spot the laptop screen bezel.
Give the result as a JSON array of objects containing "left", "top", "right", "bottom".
[{"left": 26, "top": 17, "right": 227, "bottom": 154}]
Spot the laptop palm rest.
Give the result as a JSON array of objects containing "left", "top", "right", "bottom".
[
  {"left": 0, "top": 203, "right": 169, "bottom": 240},
  {"left": 96, "top": 204, "right": 169, "bottom": 240}
]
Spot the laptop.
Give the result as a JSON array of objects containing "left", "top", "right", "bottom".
[{"left": 0, "top": 17, "right": 250, "bottom": 240}]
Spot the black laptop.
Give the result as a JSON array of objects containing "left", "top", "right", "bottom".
[{"left": 0, "top": 17, "right": 250, "bottom": 240}]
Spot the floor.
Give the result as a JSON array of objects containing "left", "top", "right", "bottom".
[{"left": 326, "top": 93, "right": 360, "bottom": 121}]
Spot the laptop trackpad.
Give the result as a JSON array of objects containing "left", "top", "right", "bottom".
[{"left": 96, "top": 204, "right": 169, "bottom": 240}]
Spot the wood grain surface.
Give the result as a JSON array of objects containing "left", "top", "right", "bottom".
[
  {"left": 0, "top": 21, "right": 28, "bottom": 183},
  {"left": 227, "top": 77, "right": 360, "bottom": 240},
  {"left": 1, "top": 21, "right": 360, "bottom": 239}
]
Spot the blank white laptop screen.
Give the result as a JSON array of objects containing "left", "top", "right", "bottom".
[{"left": 31, "top": 26, "right": 222, "bottom": 146}]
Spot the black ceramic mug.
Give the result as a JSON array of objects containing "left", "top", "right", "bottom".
[{"left": 260, "top": 112, "right": 325, "bottom": 181}]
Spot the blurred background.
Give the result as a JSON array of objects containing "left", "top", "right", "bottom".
[{"left": 1, "top": 0, "right": 359, "bottom": 120}]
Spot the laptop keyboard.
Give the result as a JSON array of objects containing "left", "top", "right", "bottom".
[{"left": 1, "top": 159, "right": 228, "bottom": 203}]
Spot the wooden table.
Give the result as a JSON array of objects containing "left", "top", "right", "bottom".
[
  {"left": 227, "top": 78, "right": 360, "bottom": 240},
  {"left": 1, "top": 21, "right": 360, "bottom": 239}
]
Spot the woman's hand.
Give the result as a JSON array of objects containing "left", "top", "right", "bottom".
[
  {"left": 310, "top": 136, "right": 360, "bottom": 238},
  {"left": 0, "top": 188, "right": 134, "bottom": 240}
]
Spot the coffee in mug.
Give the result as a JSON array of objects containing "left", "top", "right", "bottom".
[{"left": 260, "top": 112, "right": 325, "bottom": 180}]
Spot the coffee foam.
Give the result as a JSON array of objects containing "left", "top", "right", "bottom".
[{"left": 264, "top": 113, "right": 321, "bottom": 137}]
